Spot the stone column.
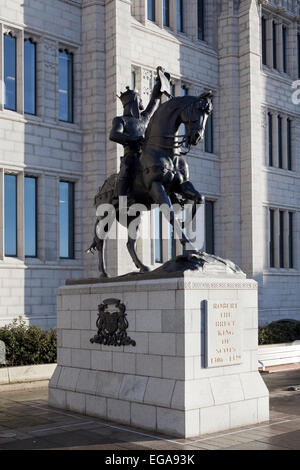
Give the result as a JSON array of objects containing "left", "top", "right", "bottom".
[
  {"left": 218, "top": 0, "right": 242, "bottom": 267},
  {"left": 239, "top": 0, "right": 266, "bottom": 283}
]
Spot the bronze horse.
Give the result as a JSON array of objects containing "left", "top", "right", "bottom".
[{"left": 88, "top": 91, "right": 213, "bottom": 277}]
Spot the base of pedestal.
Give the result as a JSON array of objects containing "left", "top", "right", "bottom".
[{"left": 49, "top": 273, "right": 269, "bottom": 438}]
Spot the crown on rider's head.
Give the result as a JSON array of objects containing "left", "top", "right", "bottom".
[{"left": 117, "top": 86, "right": 138, "bottom": 107}]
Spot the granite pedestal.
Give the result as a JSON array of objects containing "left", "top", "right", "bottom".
[{"left": 49, "top": 267, "right": 269, "bottom": 438}]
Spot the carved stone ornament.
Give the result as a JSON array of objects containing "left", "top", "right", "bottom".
[{"left": 90, "top": 298, "right": 136, "bottom": 347}]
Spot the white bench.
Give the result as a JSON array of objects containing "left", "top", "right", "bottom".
[{"left": 258, "top": 341, "right": 300, "bottom": 372}]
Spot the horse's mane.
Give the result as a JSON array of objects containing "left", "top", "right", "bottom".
[{"left": 145, "top": 95, "right": 199, "bottom": 140}]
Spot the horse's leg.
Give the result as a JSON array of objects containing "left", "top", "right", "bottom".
[
  {"left": 149, "top": 181, "right": 195, "bottom": 248},
  {"left": 87, "top": 216, "right": 108, "bottom": 278},
  {"left": 126, "top": 215, "right": 150, "bottom": 273}
]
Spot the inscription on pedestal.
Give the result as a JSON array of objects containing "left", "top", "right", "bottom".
[{"left": 205, "top": 300, "right": 242, "bottom": 368}]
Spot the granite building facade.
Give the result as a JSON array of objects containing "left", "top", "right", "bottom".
[{"left": 0, "top": 0, "right": 299, "bottom": 328}]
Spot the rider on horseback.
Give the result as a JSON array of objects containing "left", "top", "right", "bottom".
[{"left": 110, "top": 67, "right": 171, "bottom": 200}]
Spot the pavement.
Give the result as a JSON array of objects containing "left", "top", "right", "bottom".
[{"left": 0, "top": 370, "right": 299, "bottom": 451}]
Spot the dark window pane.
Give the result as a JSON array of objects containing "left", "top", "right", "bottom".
[
  {"left": 169, "top": 221, "right": 176, "bottom": 259},
  {"left": 59, "top": 181, "right": 74, "bottom": 258},
  {"left": 4, "top": 34, "right": 16, "bottom": 111},
  {"left": 205, "top": 201, "right": 215, "bottom": 255},
  {"left": 298, "top": 34, "right": 300, "bottom": 78},
  {"left": 278, "top": 115, "right": 282, "bottom": 168},
  {"left": 131, "top": 70, "right": 136, "bottom": 89},
  {"left": 25, "top": 176, "right": 37, "bottom": 257},
  {"left": 180, "top": 86, "right": 188, "bottom": 146},
  {"left": 262, "top": 17, "right": 267, "bottom": 65},
  {"left": 170, "top": 82, "right": 175, "bottom": 98},
  {"left": 205, "top": 112, "right": 213, "bottom": 154},
  {"left": 147, "top": 0, "right": 155, "bottom": 21},
  {"left": 289, "top": 212, "right": 294, "bottom": 269},
  {"left": 269, "top": 209, "right": 275, "bottom": 268},
  {"left": 176, "top": 0, "right": 184, "bottom": 32},
  {"left": 287, "top": 119, "right": 292, "bottom": 171},
  {"left": 279, "top": 210, "right": 284, "bottom": 268},
  {"left": 163, "top": 0, "right": 170, "bottom": 27},
  {"left": 273, "top": 21, "right": 277, "bottom": 69},
  {"left": 4, "top": 174, "right": 17, "bottom": 257},
  {"left": 198, "top": 0, "right": 204, "bottom": 41},
  {"left": 155, "top": 208, "right": 163, "bottom": 263},
  {"left": 59, "top": 50, "right": 73, "bottom": 122},
  {"left": 24, "top": 39, "right": 36, "bottom": 115},
  {"left": 268, "top": 113, "right": 273, "bottom": 166},
  {"left": 282, "top": 25, "right": 287, "bottom": 73}
]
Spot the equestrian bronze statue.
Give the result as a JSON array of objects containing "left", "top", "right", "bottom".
[{"left": 87, "top": 66, "right": 213, "bottom": 278}]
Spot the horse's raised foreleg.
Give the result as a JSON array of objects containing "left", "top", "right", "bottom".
[
  {"left": 126, "top": 215, "right": 150, "bottom": 273},
  {"left": 149, "top": 181, "right": 195, "bottom": 248}
]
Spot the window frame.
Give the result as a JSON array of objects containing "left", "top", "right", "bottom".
[
  {"left": 24, "top": 175, "right": 38, "bottom": 258},
  {"left": 24, "top": 37, "right": 37, "bottom": 116},
  {"left": 4, "top": 173, "right": 18, "bottom": 258},
  {"left": 3, "top": 32, "right": 17, "bottom": 112},
  {"left": 59, "top": 180, "right": 75, "bottom": 260},
  {"left": 147, "top": 0, "right": 155, "bottom": 22},
  {"left": 58, "top": 48, "right": 74, "bottom": 124}
]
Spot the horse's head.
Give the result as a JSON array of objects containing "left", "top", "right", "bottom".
[{"left": 181, "top": 91, "right": 213, "bottom": 146}]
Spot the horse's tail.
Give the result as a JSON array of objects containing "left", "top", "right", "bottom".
[{"left": 94, "top": 173, "right": 118, "bottom": 207}]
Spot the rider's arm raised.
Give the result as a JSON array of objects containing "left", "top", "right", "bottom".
[{"left": 142, "top": 81, "right": 162, "bottom": 121}]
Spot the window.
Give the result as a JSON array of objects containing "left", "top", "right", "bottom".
[
  {"left": 24, "top": 38, "right": 36, "bottom": 115},
  {"left": 279, "top": 210, "right": 284, "bottom": 268},
  {"left": 163, "top": 0, "right": 170, "bottom": 27},
  {"left": 298, "top": 33, "right": 300, "bottom": 78},
  {"left": 180, "top": 85, "right": 188, "bottom": 147},
  {"left": 205, "top": 200, "right": 215, "bottom": 255},
  {"left": 269, "top": 208, "right": 295, "bottom": 269},
  {"left": 289, "top": 212, "right": 294, "bottom": 269},
  {"left": 4, "top": 33, "right": 16, "bottom": 111},
  {"left": 58, "top": 49, "right": 73, "bottom": 123},
  {"left": 176, "top": 0, "right": 184, "bottom": 33},
  {"left": 131, "top": 70, "right": 136, "bottom": 89},
  {"left": 169, "top": 220, "right": 176, "bottom": 259},
  {"left": 282, "top": 25, "right": 287, "bottom": 73},
  {"left": 261, "top": 16, "right": 267, "bottom": 65},
  {"left": 154, "top": 207, "right": 163, "bottom": 263},
  {"left": 198, "top": 0, "right": 205, "bottom": 41},
  {"left": 269, "top": 209, "right": 275, "bottom": 268},
  {"left": 272, "top": 21, "right": 277, "bottom": 70},
  {"left": 4, "top": 174, "right": 17, "bottom": 257},
  {"left": 147, "top": 0, "right": 155, "bottom": 21},
  {"left": 170, "top": 82, "right": 175, "bottom": 98},
  {"left": 268, "top": 112, "right": 273, "bottom": 166},
  {"left": 278, "top": 115, "right": 283, "bottom": 169},
  {"left": 287, "top": 119, "right": 292, "bottom": 171},
  {"left": 205, "top": 112, "right": 214, "bottom": 154},
  {"left": 59, "top": 181, "right": 75, "bottom": 259},
  {"left": 25, "top": 176, "right": 37, "bottom": 257}
]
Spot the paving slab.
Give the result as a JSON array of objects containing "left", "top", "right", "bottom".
[{"left": 0, "top": 371, "right": 299, "bottom": 450}]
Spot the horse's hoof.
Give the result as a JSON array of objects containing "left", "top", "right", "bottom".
[
  {"left": 99, "top": 273, "right": 108, "bottom": 279},
  {"left": 139, "top": 266, "right": 151, "bottom": 273}
]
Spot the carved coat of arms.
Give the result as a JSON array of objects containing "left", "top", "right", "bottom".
[{"left": 90, "top": 298, "right": 136, "bottom": 347}]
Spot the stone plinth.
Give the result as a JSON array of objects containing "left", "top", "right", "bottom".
[{"left": 49, "top": 271, "right": 269, "bottom": 438}]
